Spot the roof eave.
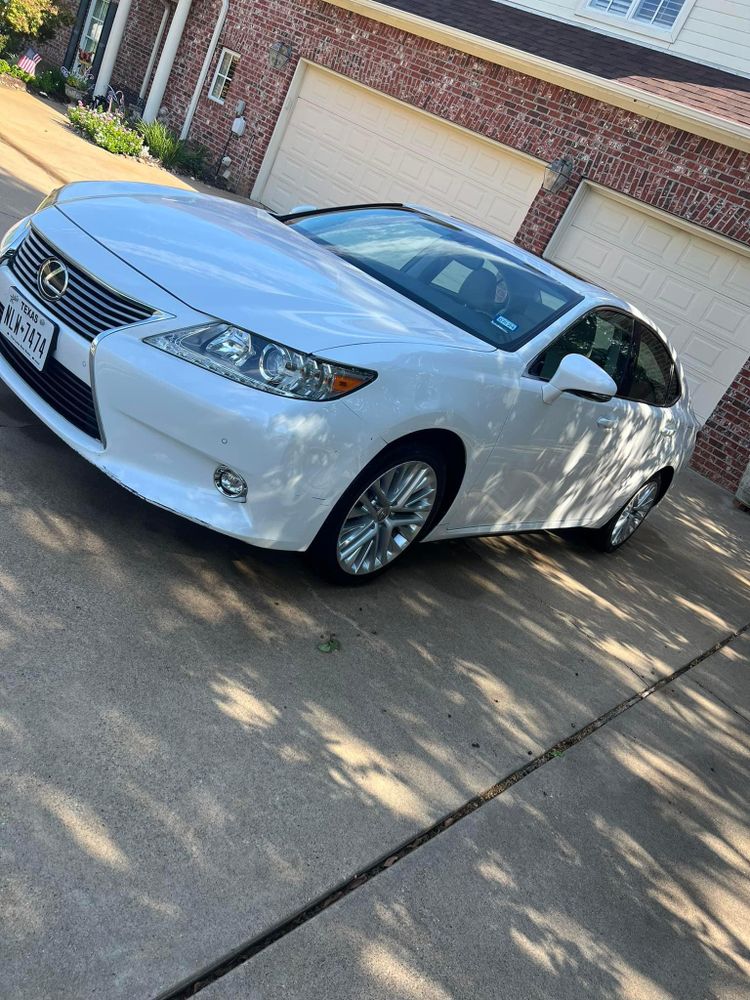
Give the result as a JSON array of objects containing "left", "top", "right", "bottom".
[{"left": 327, "top": 0, "right": 750, "bottom": 153}]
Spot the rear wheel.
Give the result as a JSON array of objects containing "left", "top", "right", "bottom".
[
  {"left": 307, "top": 443, "right": 446, "bottom": 584},
  {"left": 591, "top": 474, "right": 661, "bottom": 552}
]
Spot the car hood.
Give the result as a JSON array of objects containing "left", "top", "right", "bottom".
[{"left": 54, "top": 184, "right": 493, "bottom": 354}]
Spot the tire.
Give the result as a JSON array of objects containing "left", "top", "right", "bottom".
[
  {"left": 306, "top": 442, "right": 447, "bottom": 584},
  {"left": 590, "top": 473, "right": 662, "bottom": 553}
]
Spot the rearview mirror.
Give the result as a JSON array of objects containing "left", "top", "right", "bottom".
[{"left": 542, "top": 354, "right": 617, "bottom": 404}]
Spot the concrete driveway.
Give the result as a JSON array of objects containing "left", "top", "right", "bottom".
[{"left": 1, "top": 88, "right": 749, "bottom": 1000}]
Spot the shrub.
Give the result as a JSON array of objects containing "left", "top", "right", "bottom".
[
  {"left": 29, "top": 64, "right": 64, "bottom": 95},
  {"left": 136, "top": 119, "right": 182, "bottom": 168},
  {"left": 0, "top": 55, "right": 32, "bottom": 81},
  {"left": 0, "top": 0, "right": 73, "bottom": 56},
  {"left": 176, "top": 141, "right": 209, "bottom": 178},
  {"left": 135, "top": 118, "right": 210, "bottom": 176},
  {"left": 68, "top": 103, "right": 144, "bottom": 157}
]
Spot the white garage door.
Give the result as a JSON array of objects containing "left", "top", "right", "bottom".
[
  {"left": 546, "top": 184, "right": 750, "bottom": 422},
  {"left": 255, "top": 64, "right": 545, "bottom": 239}
]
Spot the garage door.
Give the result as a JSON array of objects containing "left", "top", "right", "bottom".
[
  {"left": 546, "top": 184, "right": 750, "bottom": 422},
  {"left": 255, "top": 64, "right": 545, "bottom": 239}
]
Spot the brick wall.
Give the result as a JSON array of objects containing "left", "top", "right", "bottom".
[
  {"left": 111, "top": 0, "right": 750, "bottom": 493},
  {"left": 691, "top": 360, "right": 750, "bottom": 495},
  {"left": 33, "top": 0, "right": 78, "bottom": 70},
  {"left": 112, "top": 0, "right": 174, "bottom": 104}
]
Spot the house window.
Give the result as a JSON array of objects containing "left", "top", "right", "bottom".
[
  {"left": 208, "top": 49, "right": 239, "bottom": 103},
  {"left": 586, "top": 0, "right": 687, "bottom": 29}
]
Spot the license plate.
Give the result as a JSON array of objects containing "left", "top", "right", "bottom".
[{"left": 0, "top": 286, "right": 56, "bottom": 371}]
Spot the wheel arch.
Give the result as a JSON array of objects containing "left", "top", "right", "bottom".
[
  {"left": 655, "top": 466, "right": 675, "bottom": 503},
  {"left": 375, "top": 428, "right": 468, "bottom": 526}
]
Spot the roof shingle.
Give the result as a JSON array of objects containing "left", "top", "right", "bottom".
[{"left": 378, "top": 0, "right": 750, "bottom": 127}]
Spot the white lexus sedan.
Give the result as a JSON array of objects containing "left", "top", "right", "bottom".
[{"left": 0, "top": 184, "right": 697, "bottom": 582}]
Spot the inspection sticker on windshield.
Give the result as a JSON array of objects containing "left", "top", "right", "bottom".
[{"left": 492, "top": 313, "right": 518, "bottom": 332}]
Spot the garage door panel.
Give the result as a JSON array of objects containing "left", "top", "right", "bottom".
[
  {"left": 259, "top": 65, "right": 544, "bottom": 239},
  {"left": 724, "top": 258, "right": 750, "bottom": 307},
  {"left": 632, "top": 220, "right": 674, "bottom": 258},
  {"left": 547, "top": 186, "right": 750, "bottom": 423}
]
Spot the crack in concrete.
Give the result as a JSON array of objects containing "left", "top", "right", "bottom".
[{"left": 151, "top": 621, "right": 750, "bottom": 1000}]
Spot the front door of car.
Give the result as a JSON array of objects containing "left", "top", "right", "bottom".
[{"left": 463, "top": 309, "right": 642, "bottom": 530}]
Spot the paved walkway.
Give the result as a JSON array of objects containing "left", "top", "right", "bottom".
[
  {"left": 0, "top": 86, "right": 230, "bottom": 226},
  {"left": 204, "top": 631, "right": 750, "bottom": 1000}
]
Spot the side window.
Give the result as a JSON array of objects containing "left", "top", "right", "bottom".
[
  {"left": 624, "top": 322, "right": 679, "bottom": 405},
  {"left": 529, "top": 310, "right": 634, "bottom": 389},
  {"left": 209, "top": 49, "right": 240, "bottom": 103}
]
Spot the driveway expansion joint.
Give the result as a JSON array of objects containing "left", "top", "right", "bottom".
[{"left": 151, "top": 620, "right": 749, "bottom": 1000}]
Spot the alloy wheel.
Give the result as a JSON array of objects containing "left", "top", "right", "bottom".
[
  {"left": 610, "top": 480, "right": 659, "bottom": 547},
  {"left": 336, "top": 461, "right": 438, "bottom": 575}
]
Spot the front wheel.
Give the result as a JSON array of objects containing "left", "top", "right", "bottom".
[
  {"left": 591, "top": 474, "right": 661, "bottom": 552},
  {"left": 307, "top": 444, "right": 446, "bottom": 584}
]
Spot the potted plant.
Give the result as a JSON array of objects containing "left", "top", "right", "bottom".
[{"left": 64, "top": 70, "right": 90, "bottom": 102}]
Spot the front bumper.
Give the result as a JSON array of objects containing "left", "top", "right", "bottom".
[{"left": 0, "top": 212, "right": 382, "bottom": 550}]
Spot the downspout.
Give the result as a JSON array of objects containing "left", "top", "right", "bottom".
[
  {"left": 139, "top": 1, "right": 171, "bottom": 101},
  {"left": 179, "top": 0, "right": 229, "bottom": 141}
]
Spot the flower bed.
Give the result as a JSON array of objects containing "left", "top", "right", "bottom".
[{"left": 67, "top": 103, "right": 144, "bottom": 157}]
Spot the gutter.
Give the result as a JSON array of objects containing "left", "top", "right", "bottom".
[
  {"left": 326, "top": 0, "right": 750, "bottom": 154},
  {"left": 180, "top": 0, "right": 229, "bottom": 140}
]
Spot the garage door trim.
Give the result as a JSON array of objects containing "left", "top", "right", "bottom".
[
  {"left": 544, "top": 180, "right": 750, "bottom": 266},
  {"left": 251, "top": 59, "right": 545, "bottom": 207}
]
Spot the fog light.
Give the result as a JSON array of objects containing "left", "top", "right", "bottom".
[{"left": 214, "top": 466, "right": 247, "bottom": 501}]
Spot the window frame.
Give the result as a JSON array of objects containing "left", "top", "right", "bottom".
[
  {"left": 576, "top": 0, "right": 696, "bottom": 41},
  {"left": 526, "top": 308, "right": 681, "bottom": 408},
  {"left": 208, "top": 47, "right": 240, "bottom": 105},
  {"left": 623, "top": 320, "right": 682, "bottom": 407}
]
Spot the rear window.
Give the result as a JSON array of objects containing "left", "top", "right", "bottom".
[{"left": 286, "top": 208, "right": 582, "bottom": 351}]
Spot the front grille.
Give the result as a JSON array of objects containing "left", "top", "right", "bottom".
[
  {"left": 0, "top": 334, "right": 101, "bottom": 440},
  {"left": 9, "top": 229, "right": 153, "bottom": 341}
]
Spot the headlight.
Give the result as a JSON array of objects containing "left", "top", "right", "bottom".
[
  {"left": 0, "top": 216, "right": 31, "bottom": 259},
  {"left": 145, "top": 324, "right": 377, "bottom": 401}
]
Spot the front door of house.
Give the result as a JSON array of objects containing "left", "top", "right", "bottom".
[{"left": 74, "top": 0, "right": 111, "bottom": 76}]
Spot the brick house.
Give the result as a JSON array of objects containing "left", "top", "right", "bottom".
[{"left": 53, "top": 0, "right": 750, "bottom": 493}]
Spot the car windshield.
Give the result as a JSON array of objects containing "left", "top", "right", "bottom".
[{"left": 286, "top": 207, "right": 582, "bottom": 351}]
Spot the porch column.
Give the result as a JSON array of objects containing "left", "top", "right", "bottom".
[
  {"left": 93, "top": 0, "right": 133, "bottom": 97},
  {"left": 142, "top": 0, "right": 192, "bottom": 122}
]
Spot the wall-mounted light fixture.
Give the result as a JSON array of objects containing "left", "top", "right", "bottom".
[
  {"left": 268, "top": 39, "right": 293, "bottom": 70},
  {"left": 542, "top": 156, "right": 574, "bottom": 194}
]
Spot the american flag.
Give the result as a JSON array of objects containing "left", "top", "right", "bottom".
[{"left": 17, "top": 49, "right": 42, "bottom": 75}]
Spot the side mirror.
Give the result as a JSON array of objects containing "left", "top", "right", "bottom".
[{"left": 542, "top": 354, "right": 617, "bottom": 404}]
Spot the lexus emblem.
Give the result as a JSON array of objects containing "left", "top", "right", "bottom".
[{"left": 37, "top": 257, "right": 69, "bottom": 301}]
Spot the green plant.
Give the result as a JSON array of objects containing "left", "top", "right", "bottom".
[
  {"left": 135, "top": 119, "right": 209, "bottom": 176},
  {"left": 136, "top": 118, "right": 182, "bottom": 168},
  {"left": 176, "top": 141, "right": 209, "bottom": 178},
  {"left": 64, "top": 70, "right": 89, "bottom": 90},
  {"left": 29, "top": 64, "right": 64, "bottom": 95},
  {"left": 0, "top": 55, "right": 32, "bottom": 81},
  {"left": 68, "top": 103, "right": 144, "bottom": 157},
  {"left": 0, "top": 0, "right": 73, "bottom": 56}
]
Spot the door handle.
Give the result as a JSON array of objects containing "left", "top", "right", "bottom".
[{"left": 597, "top": 416, "right": 617, "bottom": 430}]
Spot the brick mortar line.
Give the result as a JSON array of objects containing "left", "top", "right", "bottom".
[{"left": 152, "top": 621, "right": 749, "bottom": 1000}]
